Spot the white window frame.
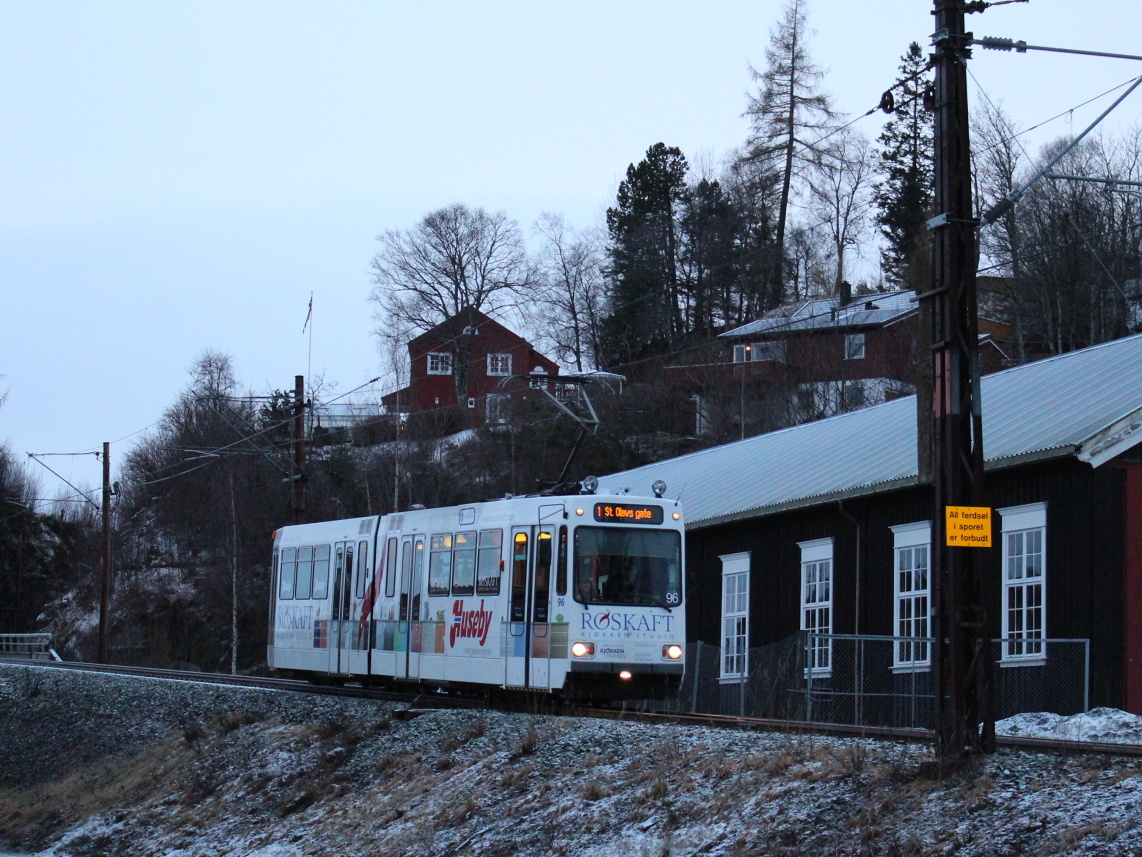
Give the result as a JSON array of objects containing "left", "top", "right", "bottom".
[
  {"left": 890, "top": 521, "right": 931, "bottom": 672},
  {"left": 799, "top": 538, "right": 833, "bottom": 677},
  {"left": 719, "top": 552, "right": 750, "bottom": 681},
  {"left": 844, "top": 333, "right": 866, "bottom": 360},
  {"left": 732, "top": 343, "right": 751, "bottom": 363},
  {"left": 427, "top": 352, "right": 453, "bottom": 375},
  {"left": 999, "top": 502, "right": 1047, "bottom": 665},
  {"left": 485, "top": 392, "right": 510, "bottom": 424},
  {"left": 487, "top": 352, "right": 512, "bottom": 376}
]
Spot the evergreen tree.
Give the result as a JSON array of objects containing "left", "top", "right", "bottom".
[
  {"left": 745, "top": 0, "right": 836, "bottom": 308},
  {"left": 723, "top": 156, "right": 782, "bottom": 320},
  {"left": 679, "top": 177, "right": 742, "bottom": 334},
  {"left": 603, "top": 143, "right": 689, "bottom": 366},
  {"left": 874, "top": 42, "right": 934, "bottom": 288}
]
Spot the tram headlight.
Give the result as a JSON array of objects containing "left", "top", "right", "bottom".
[
  {"left": 572, "top": 641, "right": 595, "bottom": 658},
  {"left": 663, "top": 644, "right": 684, "bottom": 660}
]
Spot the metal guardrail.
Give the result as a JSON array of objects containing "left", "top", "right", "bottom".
[{"left": 0, "top": 633, "right": 60, "bottom": 661}]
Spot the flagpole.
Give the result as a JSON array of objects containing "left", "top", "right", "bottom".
[{"left": 304, "top": 292, "right": 313, "bottom": 436}]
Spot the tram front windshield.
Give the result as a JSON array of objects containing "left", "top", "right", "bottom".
[{"left": 574, "top": 526, "right": 682, "bottom": 608}]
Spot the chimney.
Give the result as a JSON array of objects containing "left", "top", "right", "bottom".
[{"left": 838, "top": 280, "right": 853, "bottom": 307}]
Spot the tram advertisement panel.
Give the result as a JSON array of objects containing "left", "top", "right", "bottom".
[{"left": 448, "top": 598, "right": 495, "bottom": 657}]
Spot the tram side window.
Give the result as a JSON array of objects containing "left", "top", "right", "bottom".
[
  {"left": 429, "top": 534, "right": 453, "bottom": 596},
  {"left": 412, "top": 537, "right": 425, "bottom": 620},
  {"left": 452, "top": 531, "right": 477, "bottom": 596},
  {"left": 354, "top": 540, "right": 368, "bottom": 599},
  {"left": 332, "top": 548, "right": 347, "bottom": 620},
  {"left": 385, "top": 537, "right": 398, "bottom": 599},
  {"left": 279, "top": 548, "right": 297, "bottom": 599},
  {"left": 476, "top": 529, "right": 502, "bottom": 595},
  {"left": 312, "top": 545, "right": 331, "bottom": 600},
  {"left": 511, "top": 532, "right": 528, "bottom": 622},
  {"left": 399, "top": 540, "right": 413, "bottom": 620},
  {"left": 271, "top": 549, "right": 279, "bottom": 610},
  {"left": 534, "top": 531, "right": 552, "bottom": 622},
  {"left": 296, "top": 546, "right": 314, "bottom": 600},
  {"left": 556, "top": 526, "right": 568, "bottom": 597}
]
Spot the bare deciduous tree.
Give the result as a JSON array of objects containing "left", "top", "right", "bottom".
[
  {"left": 531, "top": 212, "right": 607, "bottom": 372},
  {"left": 807, "top": 128, "right": 876, "bottom": 293},
  {"left": 978, "top": 128, "right": 1142, "bottom": 359},
  {"left": 370, "top": 203, "right": 535, "bottom": 336},
  {"left": 973, "top": 101, "right": 1030, "bottom": 358}
]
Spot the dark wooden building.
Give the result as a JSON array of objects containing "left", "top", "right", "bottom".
[{"left": 601, "top": 334, "right": 1142, "bottom": 717}]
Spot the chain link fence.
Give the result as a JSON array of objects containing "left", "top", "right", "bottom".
[{"left": 666, "top": 633, "right": 1089, "bottom": 730}]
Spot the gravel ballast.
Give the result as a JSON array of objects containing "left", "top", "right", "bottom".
[{"left": 3, "top": 663, "right": 1142, "bottom": 856}]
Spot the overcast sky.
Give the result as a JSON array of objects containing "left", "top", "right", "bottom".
[{"left": 3, "top": 0, "right": 1140, "bottom": 504}]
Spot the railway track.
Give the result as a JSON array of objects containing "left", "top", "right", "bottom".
[{"left": 6, "top": 657, "right": 1141, "bottom": 759}]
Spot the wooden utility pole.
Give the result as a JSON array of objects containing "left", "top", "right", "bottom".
[
  {"left": 98, "top": 441, "right": 111, "bottom": 663},
  {"left": 927, "top": 0, "right": 995, "bottom": 762},
  {"left": 291, "top": 375, "right": 306, "bottom": 525}
]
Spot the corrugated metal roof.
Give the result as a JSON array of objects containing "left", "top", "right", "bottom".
[
  {"left": 721, "top": 290, "right": 917, "bottom": 339},
  {"left": 599, "top": 333, "right": 1142, "bottom": 528}
]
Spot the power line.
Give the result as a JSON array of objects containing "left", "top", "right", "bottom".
[
  {"left": 974, "top": 37, "right": 1142, "bottom": 64},
  {"left": 969, "top": 72, "right": 1142, "bottom": 169},
  {"left": 25, "top": 453, "right": 101, "bottom": 511}
]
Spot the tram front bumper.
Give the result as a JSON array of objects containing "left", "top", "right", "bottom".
[{"left": 565, "top": 660, "right": 684, "bottom": 700}]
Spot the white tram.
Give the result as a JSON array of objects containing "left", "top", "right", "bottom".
[{"left": 267, "top": 483, "right": 685, "bottom": 699}]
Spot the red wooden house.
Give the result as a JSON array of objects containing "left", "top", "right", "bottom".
[
  {"left": 666, "top": 287, "right": 1011, "bottom": 420},
  {"left": 382, "top": 310, "right": 559, "bottom": 430}
]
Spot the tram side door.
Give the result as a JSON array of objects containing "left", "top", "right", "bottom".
[
  {"left": 505, "top": 526, "right": 555, "bottom": 690},
  {"left": 330, "top": 541, "right": 354, "bottom": 676},
  {"left": 397, "top": 535, "right": 424, "bottom": 680}
]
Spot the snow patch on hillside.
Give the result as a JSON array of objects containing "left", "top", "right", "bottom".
[{"left": 998, "top": 707, "right": 1142, "bottom": 744}]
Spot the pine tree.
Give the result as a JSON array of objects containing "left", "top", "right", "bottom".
[
  {"left": 679, "top": 177, "right": 743, "bottom": 334},
  {"left": 874, "top": 42, "right": 934, "bottom": 289},
  {"left": 603, "top": 143, "right": 688, "bottom": 366}
]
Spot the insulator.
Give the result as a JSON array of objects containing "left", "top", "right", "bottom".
[{"left": 978, "top": 36, "right": 1027, "bottom": 52}]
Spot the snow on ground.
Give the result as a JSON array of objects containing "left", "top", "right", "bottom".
[
  {"left": 997, "top": 708, "right": 1142, "bottom": 744},
  {"left": 3, "top": 664, "right": 1142, "bottom": 856}
]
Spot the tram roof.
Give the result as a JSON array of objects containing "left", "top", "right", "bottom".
[{"left": 598, "top": 333, "right": 1142, "bottom": 529}]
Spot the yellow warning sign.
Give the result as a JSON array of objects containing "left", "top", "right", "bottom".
[{"left": 945, "top": 506, "right": 992, "bottom": 547}]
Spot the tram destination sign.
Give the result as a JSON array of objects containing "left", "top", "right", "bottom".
[
  {"left": 945, "top": 505, "right": 992, "bottom": 548},
  {"left": 594, "top": 503, "right": 664, "bottom": 525}
]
